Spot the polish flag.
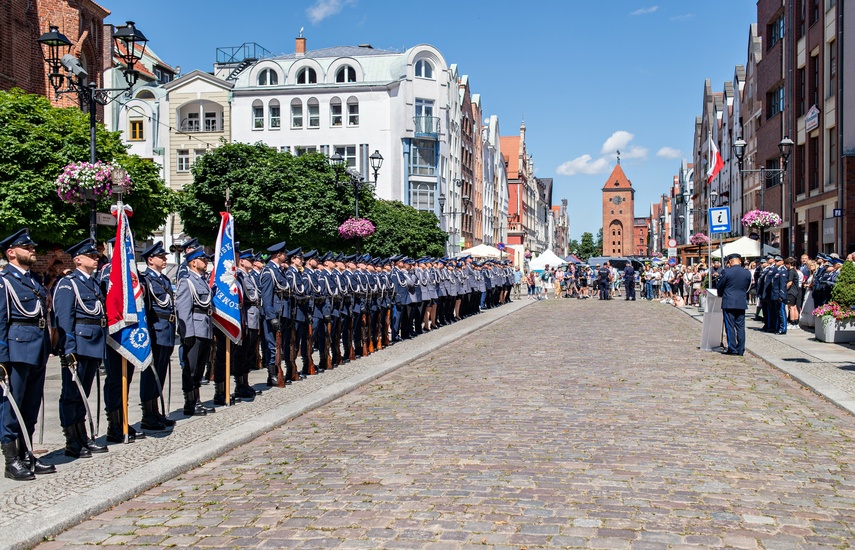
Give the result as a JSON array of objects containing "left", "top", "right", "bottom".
[{"left": 707, "top": 139, "right": 724, "bottom": 183}]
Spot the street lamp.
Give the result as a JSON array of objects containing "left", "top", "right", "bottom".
[
  {"left": 732, "top": 136, "right": 793, "bottom": 253},
  {"left": 38, "top": 22, "right": 147, "bottom": 243},
  {"left": 707, "top": 189, "right": 718, "bottom": 287},
  {"left": 329, "top": 151, "right": 381, "bottom": 220}
]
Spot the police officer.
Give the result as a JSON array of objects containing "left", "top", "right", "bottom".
[
  {"left": 624, "top": 262, "right": 636, "bottom": 301},
  {"left": 259, "top": 242, "right": 290, "bottom": 386},
  {"left": 138, "top": 241, "right": 177, "bottom": 431},
  {"left": 330, "top": 254, "right": 349, "bottom": 363},
  {"left": 597, "top": 262, "right": 611, "bottom": 300},
  {"left": 53, "top": 239, "right": 109, "bottom": 458},
  {"left": 0, "top": 229, "right": 55, "bottom": 479},
  {"left": 235, "top": 249, "right": 262, "bottom": 398},
  {"left": 772, "top": 256, "right": 788, "bottom": 334},
  {"left": 175, "top": 247, "right": 215, "bottom": 416},
  {"left": 342, "top": 254, "right": 360, "bottom": 358}
]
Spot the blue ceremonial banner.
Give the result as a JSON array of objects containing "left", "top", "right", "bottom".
[
  {"left": 210, "top": 212, "right": 242, "bottom": 343},
  {"left": 106, "top": 203, "right": 153, "bottom": 370}
]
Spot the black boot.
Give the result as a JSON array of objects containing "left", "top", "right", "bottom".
[
  {"left": 63, "top": 424, "right": 91, "bottom": 458},
  {"left": 235, "top": 375, "right": 260, "bottom": 399},
  {"left": 3, "top": 441, "right": 34, "bottom": 481},
  {"left": 140, "top": 399, "right": 166, "bottom": 431},
  {"left": 195, "top": 388, "right": 215, "bottom": 414},
  {"left": 183, "top": 391, "right": 203, "bottom": 416},
  {"left": 266, "top": 364, "right": 277, "bottom": 386},
  {"left": 213, "top": 382, "right": 226, "bottom": 406},
  {"left": 158, "top": 405, "right": 176, "bottom": 427},
  {"left": 18, "top": 436, "right": 55, "bottom": 475},
  {"left": 301, "top": 358, "right": 311, "bottom": 377},
  {"left": 106, "top": 409, "right": 133, "bottom": 444},
  {"left": 78, "top": 422, "right": 108, "bottom": 454}
]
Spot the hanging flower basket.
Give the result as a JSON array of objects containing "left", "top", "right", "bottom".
[
  {"left": 55, "top": 161, "right": 132, "bottom": 206},
  {"left": 741, "top": 209, "right": 782, "bottom": 229},
  {"left": 689, "top": 233, "right": 710, "bottom": 245},
  {"left": 338, "top": 217, "right": 375, "bottom": 239}
]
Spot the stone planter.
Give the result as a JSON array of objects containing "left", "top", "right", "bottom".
[{"left": 815, "top": 316, "right": 855, "bottom": 343}]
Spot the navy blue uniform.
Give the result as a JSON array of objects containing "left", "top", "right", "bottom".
[
  {"left": 718, "top": 265, "right": 752, "bottom": 355},
  {"left": 623, "top": 265, "right": 636, "bottom": 300}
]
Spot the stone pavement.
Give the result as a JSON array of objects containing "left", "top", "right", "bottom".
[
  {"left": 0, "top": 299, "right": 531, "bottom": 550},
  {"left": 26, "top": 297, "right": 855, "bottom": 549}
]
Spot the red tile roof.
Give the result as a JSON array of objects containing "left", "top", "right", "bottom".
[
  {"left": 601, "top": 163, "right": 632, "bottom": 191},
  {"left": 500, "top": 136, "right": 520, "bottom": 179}
]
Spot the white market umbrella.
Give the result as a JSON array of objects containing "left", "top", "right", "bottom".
[
  {"left": 528, "top": 249, "right": 568, "bottom": 271},
  {"left": 458, "top": 243, "right": 502, "bottom": 259}
]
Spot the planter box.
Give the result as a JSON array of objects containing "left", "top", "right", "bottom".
[{"left": 815, "top": 316, "right": 855, "bottom": 343}]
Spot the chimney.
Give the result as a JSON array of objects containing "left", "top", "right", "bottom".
[{"left": 296, "top": 36, "right": 306, "bottom": 56}]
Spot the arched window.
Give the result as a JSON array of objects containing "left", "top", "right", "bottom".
[
  {"left": 252, "top": 99, "right": 264, "bottom": 129},
  {"left": 291, "top": 98, "right": 302, "bottom": 129},
  {"left": 135, "top": 89, "right": 155, "bottom": 100},
  {"left": 335, "top": 65, "right": 356, "bottom": 83},
  {"left": 257, "top": 68, "right": 278, "bottom": 86},
  {"left": 415, "top": 59, "right": 433, "bottom": 79},
  {"left": 307, "top": 97, "right": 320, "bottom": 128},
  {"left": 346, "top": 96, "right": 359, "bottom": 127},
  {"left": 330, "top": 97, "right": 342, "bottom": 127},
  {"left": 269, "top": 99, "right": 280, "bottom": 129},
  {"left": 297, "top": 67, "right": 317, "bottom": 84}
]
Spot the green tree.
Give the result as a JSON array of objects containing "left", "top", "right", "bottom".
[
  {"left": 578, "top": 232, "right": 597, "bottom": 261},
  {"left": 0, "top": 88, "right": 174, "bottom": 245},
  {"left": 362, "top": 200, "right": 446, "bottom": 258},
  {"left": 596, "top": 227, "right": 603, "bottom": 256},
  {"left": 831, "top": 260, "right": 855, "bottom": 308},
  {"left": 177, "top": 144, "right": 375, "bottom": 250},
  {"left": 567, "top": 238, "right": 580, "bottom": 255}
]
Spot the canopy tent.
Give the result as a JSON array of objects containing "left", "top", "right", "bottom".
[
  {"left": 709, "top": 236, "right": 780, "bottom": 259},
  {"left": 565, "top": 254, "right": 582, "bottom": 264},
  {"left": 458, "top": 243, "right": 502, "bottom": 259},
  {"left": 528, "top": 249, "right": 568, "bottom": 271}
]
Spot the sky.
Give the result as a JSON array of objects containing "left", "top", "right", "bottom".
[{"left": 105, "top": 0, "right": 757, "bottom": 241}]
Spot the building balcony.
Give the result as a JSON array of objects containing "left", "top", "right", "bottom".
[
  {"left": 179, "top": 119, "right": 224, "bottom": 133},
  {"left": 413, "top": 116, "right": 440, "bottom": 139}
]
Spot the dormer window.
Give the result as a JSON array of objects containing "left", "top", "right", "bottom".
[
  {"left": 297, "top": 67, "right": 317, "bottom": 84},
  {"left": 336, "top": 65, "right": 356, "bottom": 83},
  {"left": 257, "top": 68, "right": 278, "bottom": 86},
  {"left": 415, "top": 59, "right": 433, "bottom": 79}
]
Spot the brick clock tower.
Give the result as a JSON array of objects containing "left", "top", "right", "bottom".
[{"left": 601, "top": 155, "right": 635, "bottom": 257}]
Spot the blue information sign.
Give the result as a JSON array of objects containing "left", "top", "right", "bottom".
[{"left": 709, "top": 206, "right": 731, "bottom": 234}]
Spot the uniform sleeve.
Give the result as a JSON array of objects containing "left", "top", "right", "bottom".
[
  {"left": 174, "top": 277, "right": 192, "bottom": 339},
  {"left": 52, "top": 278, "right": 77, "bottom": 356},
  {"left": 0, "top": 277, "right": 10, "bottom": 364}
]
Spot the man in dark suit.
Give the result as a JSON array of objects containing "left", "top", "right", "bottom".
[{"left": 717, "top": 253, "right": 753, "bottom": 356}]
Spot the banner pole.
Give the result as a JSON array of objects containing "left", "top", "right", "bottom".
[
  {"left": 122, "top": 357, "right": 129, "bottom": 443},
  {"left": 225, "top": 339, "right": 231, "bottom": 406}
]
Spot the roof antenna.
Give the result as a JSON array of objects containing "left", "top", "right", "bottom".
[
  {"left": 299, "top": 27, "right": 304, "bottom": 38},
  {"left": 616, "top": 150, "right": 621, "bottom": 165}
]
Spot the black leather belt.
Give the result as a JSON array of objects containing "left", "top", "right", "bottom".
[
  {"left": 76, "top": 318, "right": 107, "bottom": 327},
  {"left": 192, "top": 306, "right": 213, "bottom": 315},
  {"left": 11, "top": 318, "right": 46, "bottom": 328},
  {"left": 157, "top": 312, "right": 176, "bottom": 323}
]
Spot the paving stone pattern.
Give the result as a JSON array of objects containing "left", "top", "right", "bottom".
[{"left": 35, "top": 299, "right": 855, "bottom": 549}]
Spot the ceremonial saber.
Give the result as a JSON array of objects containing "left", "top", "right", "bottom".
[
  {"left": 95, "top": 364, "right": 101, "bottom": 436},
  {"left": 166, "top": 359, "right": 172, "bottom": 414},
  {"left": 38, "top": 397, "right": 45, "bottom": 445},
  {"left": 148, "top": 360, "right": 168, "bottom": 422},
  {"left": 0, "top": 368, "right": 35, "bottom": 459},
  {"left": 68, "top": 359, "right": 96, "bottom": 438}
]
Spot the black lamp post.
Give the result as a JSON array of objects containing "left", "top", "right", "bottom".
[
  {"left": 330, "top": 151, "right": 382, "bottom": 253},
  {"left": 38, "top": 21, "right": 147, "bottom": 242},
  {"left": 733, "top": 136, "right": 793, "bottom": 253}
]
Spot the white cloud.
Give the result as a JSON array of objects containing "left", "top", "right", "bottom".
[
  {"left": 630, "top": 6, "right": 659, "bottom": 16},
  {"left": 307, "top": 0, "right": 355, "bottom": 24},
  {"left": 657, "top": 146, "right": 682, "bottom": 159},
  {"left": 556, "top": 155, "right": 610, "bottom": 176},
  {"left": 670, "top": 13, "right": 694, "bottom": 22},
  {"left": 600, "top": 130, "right": 648, "bottom": 160}
]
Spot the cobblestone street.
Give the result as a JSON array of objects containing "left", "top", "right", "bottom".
[{"left": 36, "top": 299, "right": 855, "bottom": 549}]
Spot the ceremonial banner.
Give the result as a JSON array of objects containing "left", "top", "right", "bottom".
[
  {"left": 106, "top": 203, "right": 153, "bottom": 369},
  {"left": 211, "top": 212, "right": 242, "bottom": 343}
]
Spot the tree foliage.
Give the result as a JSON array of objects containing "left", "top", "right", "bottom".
[
  {"left": 362, "top": 201, "right": 446, "bottom": 258},
  {"left": 177, "top": 143, "right": 375, "bottom": 251},
  {"left": 832, "top": 260, "right": 855, "bottom": 308},
  {"left": 0, "top": 88, "right": 174, "bottom": 246},
  {"left": 577, "top": 232, "right": 597, "bottom": 261}
]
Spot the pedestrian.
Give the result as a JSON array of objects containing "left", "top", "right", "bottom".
[
  {"left": 784, "top": 257, "right": 801, "bottom": 330},
  {"left": 513, "top": 267, "right": 522, "bottom": 300},
  {"left": 0, "top": 229, "right": 56, "bottom": 480},
  {"left": 624, "top": 262, "right": 636, "bottom": 301},
  {"left": 718, "top": 253, "right": 752, "bottom": 356}
]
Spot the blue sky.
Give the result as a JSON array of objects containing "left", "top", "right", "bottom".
[{"left": 106, "top": 0, "right": 756, "bottom": 240}]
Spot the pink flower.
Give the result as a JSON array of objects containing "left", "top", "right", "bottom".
[{"left": 338, "top": 217, "right": 376, "bottom": 239}]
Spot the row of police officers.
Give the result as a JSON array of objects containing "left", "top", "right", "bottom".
[{"left": 0, "top": 229, "right": 514, "bottom": 481}]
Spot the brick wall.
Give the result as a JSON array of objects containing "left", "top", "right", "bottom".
[{"left": 844, "top": 155, "right": 855, "bottom": 255}]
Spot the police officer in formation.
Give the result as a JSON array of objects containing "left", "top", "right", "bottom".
[{"left": 0, "top": 229, "right": 55, "bottom": 480}]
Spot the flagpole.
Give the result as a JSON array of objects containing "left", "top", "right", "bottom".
[
  {"left": 224, "top": 188, "right": 232, "bottom": 407},
  {"left": 122, "top": 357, "right": 129, "bottom": 443}
]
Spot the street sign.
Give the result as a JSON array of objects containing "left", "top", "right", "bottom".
[
  {"left": 497, "top": 242, "right": 505, "bottom": 250},
  {"left": 709, "top": 206, "right": 731, "bottom": 234},
  {"left": 668, "top": 238, "right": 677, "bottom": 248},
  {"left": 834, "top": 208, "right": 843, "bottom": 218},
  {"left": 668, "top": 257, "right": 677, "bottom": 266},
  {"left": 667, "top": 247, "right": 677, "bottom": 257},
  {"left": 96, "top": 212, "right": 117, "bottom": 226}
]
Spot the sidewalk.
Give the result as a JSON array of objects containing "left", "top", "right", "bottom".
[
  {"left": 675, "top": 301, "right": 855, "bottom": 414},
  {"left": 0, "top": 299, "right": 532, "bottom": 550}
]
